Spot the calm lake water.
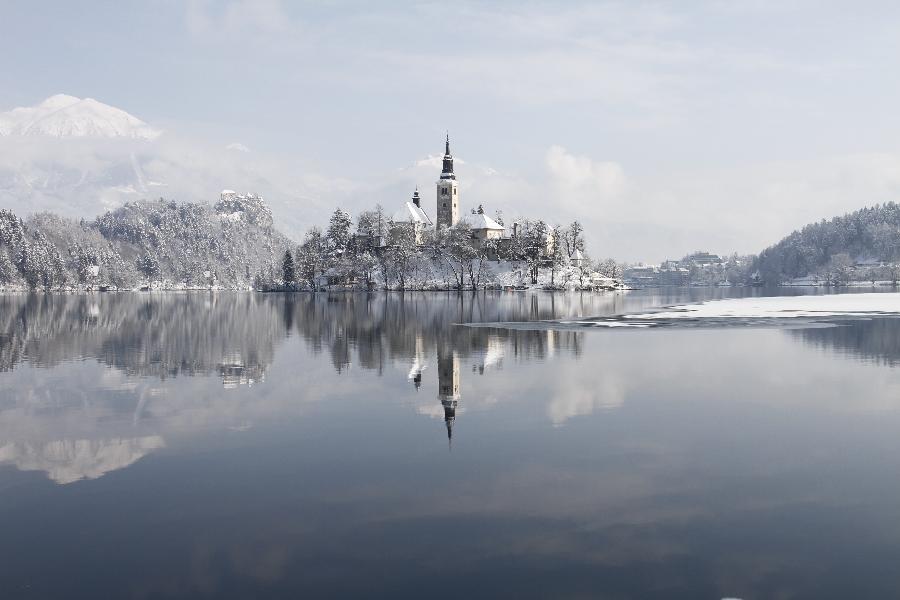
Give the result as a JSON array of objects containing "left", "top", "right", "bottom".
[{"left": 3, "top": 288, "right": 900, "bottom": 599}]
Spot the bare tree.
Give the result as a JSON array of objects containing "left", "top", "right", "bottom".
[{"left": 563, "top": 220, "right": 584, "bottom": 258}]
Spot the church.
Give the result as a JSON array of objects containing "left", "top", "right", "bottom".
[{"left": 390, "top": 135, "right": 505, "bottom": 243}]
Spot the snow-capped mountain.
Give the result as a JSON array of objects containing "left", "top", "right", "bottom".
[
  {"left": 0, "top": 94, "right": 160, "bottom": 139},
  {"left": 0, "top": 94, "right": 332, "bottom": 238}
]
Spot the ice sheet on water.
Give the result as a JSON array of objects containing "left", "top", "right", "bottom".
[{"left": 463, "top": 293, "right": 900, "bottom": 331}]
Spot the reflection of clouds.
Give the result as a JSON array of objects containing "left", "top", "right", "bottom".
[
  {"left": 548, "top": 375, "right": 626, "bottom": 426},
  {"left": 0, "top": 436, "right": 164, "bottom": 484}
]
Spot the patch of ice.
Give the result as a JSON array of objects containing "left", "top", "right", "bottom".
[{"left": 627, "top": 293, "right": 900, "bottom": 321}]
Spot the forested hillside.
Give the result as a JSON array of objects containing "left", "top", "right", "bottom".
[
  {"left": 755, "top": 203, "right": 900, "bottom": 283},
  {"left": 0, "top": 192, "right": 291, "bottom": 290}
]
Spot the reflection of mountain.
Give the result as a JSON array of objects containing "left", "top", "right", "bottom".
[
  {"left": 0, "top": 437, "right": 164, "bottom": 485},
  {"left": 0, "top": 291, "right": 595, "bottom": 483},
  {"left": 791, "top": 318, "right": 900, "bottom": 366}
]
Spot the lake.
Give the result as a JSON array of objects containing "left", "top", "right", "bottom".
[{"left": 2, "top": 288, "right": 900, "bottom": 599}]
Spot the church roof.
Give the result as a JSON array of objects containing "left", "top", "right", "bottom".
[
  {"left": 460, "top": 212, "right": 505, "bottom": 230},
  {"left": 392, "top": 201, "right": 432, "bottom": 225}
]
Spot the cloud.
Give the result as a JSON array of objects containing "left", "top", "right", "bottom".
[
  {"left": 226, "top": 142, "right": 250, "bottom": 153},
  {"left": 546, "top": 145, "right": 626, "bottom": 200}
]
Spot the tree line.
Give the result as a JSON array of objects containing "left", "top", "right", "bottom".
[{"left": 754, "top": 202, "right": 900, "bottom": 284}]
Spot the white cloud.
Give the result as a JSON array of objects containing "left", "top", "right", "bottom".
[{"left": 546, "top": 145, "right": 626, "bottom": 200}]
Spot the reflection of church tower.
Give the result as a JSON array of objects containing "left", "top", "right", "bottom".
[
  {"left": 436, "top": 134, "right": 459, "bottom": 229},
  {"left": 437, "top": 349, "right": 461, "bottom": 445}
]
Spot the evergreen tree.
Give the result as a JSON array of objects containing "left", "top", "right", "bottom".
[
  {"left": 281, "top": 249, "right": 296, "bottom": 286},
  {"left": 326, "top": 209, "right": 352, "bottom": 256}
]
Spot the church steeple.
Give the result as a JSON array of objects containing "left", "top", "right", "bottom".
[
  {"left": 436, "top": 133, "right": 459, "bottom": 228},
  {"left": 440, "top": 133, "right": 455, "bottom": 181}
]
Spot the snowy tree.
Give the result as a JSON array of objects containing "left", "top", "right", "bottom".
[
  {"left": 577, "top": 254, "right": 593, "bottom": 288},
  {"left": 596, "top": 258, "right": 623, "bottom": 279},
  {"left": 384, "top": 223, "right": 419, "bottom": 290},
  {"left": 353, "top": 251, "right": 379, "bottom": 288},
  {"left": 356, "top": 210, "right": 378, "bottom": 236},
  {"left": 281, "top": 249, "right": 296, "bottom": 286},
  {"left": 136, "top": 253, "right": 160, "bottom": 279},
  {"left": 562, "top": 220, "right": 584, "bottom": 258},
  {"left": 511, "top": 219, "right": 548, "bottom": 284},
  {"left": 297, "top": 227, "right": 326, "bottom": 290},
  {"left": 431, "top": 223, "right": 475, "bottom": 289},
  {"left": 326, "top": 208, "right": 352, "bottom": 256},
  {"left": 548, "top": 225, "right": 566, "bottom": 286},
  {"left": 0, "top": 251, "right": 14, "bottom": 284},
  {"left": 827, "top": 252, "right": 853, "bottom": 285}
]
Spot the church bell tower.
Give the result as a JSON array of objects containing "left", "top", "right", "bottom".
[{"left": 436, "top": 134, "right": 459, "bottom": 229}]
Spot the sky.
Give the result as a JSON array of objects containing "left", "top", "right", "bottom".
[{"left": 3, "top": 0, "right": 900, "bottom": 261}]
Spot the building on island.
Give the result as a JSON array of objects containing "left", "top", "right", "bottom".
[
  {"left": 460, "top": 206, "right": 505, "bottom": 242},
  {"left": 390, "top": 188, "right": 432, "bottom": 245}
]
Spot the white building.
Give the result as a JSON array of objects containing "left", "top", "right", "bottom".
[
  {"left": 460, "top": 209, "right": 505, "bottom": 241},
  {"left": 390, "top": 188, "right": 432, "bottom": 245}
]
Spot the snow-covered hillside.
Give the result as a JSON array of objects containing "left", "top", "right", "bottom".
[{"left": 0, "top": 94, "right": 160, "bottom": 139}]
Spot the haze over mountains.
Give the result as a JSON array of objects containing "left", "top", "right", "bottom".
[{"left": 0, "top": 94, "right": 325, "bottom": 238}]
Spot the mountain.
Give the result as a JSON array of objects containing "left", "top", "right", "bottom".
[
  {"left": 0, "top": 95, "right": 326, "bottom": 241},
  {"left": 0, "top": 94, "right": 160, "bottom": 139},
  {"left": 755, "top": 203, "right": 900, "bottom": 283},
  {"left": 0, "top": 191, "right": 293, "bottom": 290}
]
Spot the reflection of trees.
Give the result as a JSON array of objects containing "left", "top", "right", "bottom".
[
  {"left": 0, "top": 291, "right": 590, "bottom": 381},
  {"left": 791, "top": 318, "right": 900, "bottom": 366},
  {"left": 284, "top": 292, "right": 586, "bottom": 375},
  {"left": 0, "top": 293, "right": 283, "bottom": 383}
]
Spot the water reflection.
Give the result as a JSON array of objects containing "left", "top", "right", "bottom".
[
  {"left": 790, "top": 317, "right": 900, "bottom": 366},
  {"left": 3, "top": 289, "right": 899, "bottom": 486},
  {"left": 0, "top": 292, "right": 595, "bottom": 484},
  {"left": 4, "top": 290, "right": 900, "bottom": 598}
]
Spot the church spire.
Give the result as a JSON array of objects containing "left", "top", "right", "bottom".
[{"left": 440, "top": 132, "right": 455, "bottom": 180}]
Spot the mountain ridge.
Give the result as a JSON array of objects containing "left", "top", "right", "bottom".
[{"left": 0, "top": 94, "right": 160, "bottom": 140}]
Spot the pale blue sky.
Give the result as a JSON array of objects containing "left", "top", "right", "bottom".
[{"left": 4, "top": 0, "right": 900, "bottom": 260}]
